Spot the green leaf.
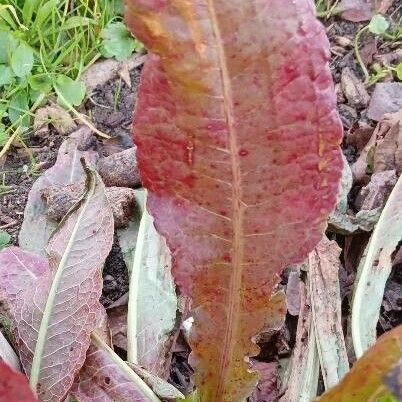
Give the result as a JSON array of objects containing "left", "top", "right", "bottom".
[
  {"left": 100, "top": 21, "right": 140, "bottom": 61},
  {"left": 179, "top": 393, "right": 199, "bottom": 402},
  {"left": 29, "top": 88, "right": 42, "bottom": 105},
  {"left": 0, "top": 65, "right": 14, "bottom": 86},
  {"left": 54, "top": 75, "right": 86, "bottom": 108},
  {"left": 0, "top": 125, "right": 9, "bottom": 147},
  {"left": 0, "top": 104, "right": 7, "bottom": 119},
  {"left": 22, "top": 0, "right": 42, "bottom": 25},
  {"left": 28, "top": 74, "right": 52, "bottom": 93},
  {"left": 368, "top": 14, "right": 390, "bottom": 35},
  {"left": 34, "top": 0, "right": 59, "bottom": 27},
  {"left": 99, "top": 0, "right": 124, "bottom": 16},
  {"left": 11, "top": 43, "right": 34, "bottom": 78},
  {"left": 0, "top": 231, "right": 10, "bottom": 251},
  {"left": 0, "top": 30, "right": 17, "bottom": 64},
  {"left": 396, "top": 62, "right": 402, "bottom": 81},
  {"left": 0, "top": 31, "right": 10, "bottom": 64},
  {"left": 0, "top": 5, "right": 20, "bottom": 30},
  {"left": 8, "top": 91, "right": 29, "bottom": 126},
  {"left": 62, "top": 16, "right": 95, "bottom": 30}
]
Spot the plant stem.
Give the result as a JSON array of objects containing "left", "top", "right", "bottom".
[
  {"left": 0, "top": 128, "right": 20, "bottom": 160},
  {"left": 354, "top": 26, "right": 370, "bottom": 84},
  {"left": 54, "top": 85, "right": 111, "bottom": 139},
  {"left": 315, "top": 0, "right": 341, "bottom": 18}
]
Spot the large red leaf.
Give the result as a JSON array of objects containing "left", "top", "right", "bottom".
[
  {"left": 126, "top": 1, "right": 343, "bottom": 400},
  {"left": 0, "top": 361, "right": 37, "bottom": 402}
]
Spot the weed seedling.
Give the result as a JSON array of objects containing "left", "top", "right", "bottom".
[{"left": 354, "top": 14, "right": 402, "bottom": 84}]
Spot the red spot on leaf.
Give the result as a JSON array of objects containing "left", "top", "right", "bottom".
[
  {"left": 223, "top": 254, "right": 232, "bottom": 263},
  {"left": 182, "top": 174, "right": 195, "bottom": 188}
]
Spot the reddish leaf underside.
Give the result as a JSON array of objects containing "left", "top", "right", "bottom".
[
  {"left": 126, "top": 1, "right": 343, "bottom": 400},
  {"left": 0, "top": 361, "right": 38, "bottom": 402},
  {"left": 0, "top": 246, "right": 155, "bottom": 402},
  {"left": 0, "top": 170, "right": 114, "bottom": 401},
  {"left": 71, "top": 341, "right": 158, "bottom": 402}
]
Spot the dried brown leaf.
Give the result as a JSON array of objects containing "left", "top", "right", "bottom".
[
  {"left": 337, "top": 0, "right": 373, "bottom": 22},
  {"left": 33, "top": 105, "right": 77, "bottom": 138},
  {"left": 341, "top": 67, "right": 370, "bottom": 107},
  {"left": 280, "top": 263, "right": 319, "bottom": 402},
  {"left": 354, "top": 170, "right": 397, "bottom": 211},
  {"left": 107, "top": 305, "right": 128, "bottom": 351},
  {"left": 81, "top": 54, "right": 146, "bottom": 94},
  {"left": 19, "top": 128, "right": 98, "bottom": 256},
  {"left": 309, "top": 237, "right": 349, "bottom": 389},
  {"left": 374, "top": 110, "right": 402, "bottom": 174},
  {"left": 249, "top": 361, "right": 278, "bottom": 402}
]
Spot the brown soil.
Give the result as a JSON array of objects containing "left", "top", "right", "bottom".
[
  {"left": 0, "top": 64, "right": 143, "bottom": 307},
  {"left": 0, "top": 133, "right": 63, "bottom": 243}
]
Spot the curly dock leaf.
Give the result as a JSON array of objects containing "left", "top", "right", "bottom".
[
  {"left": 0, "top": 247, "right": 162, "bottom": 402},
  {"left": 118, "top": 190, "right": 177, "bottom": 377},
  {"left": 316, "top": 326, "right": 402, "bottom": 401},
  {"left": 71, "top": 333, "right": 162, "bottom": 402},
  {"left": 126, "top": 0, "right": 343, "bottom": 400},
  {"left": 352, "top": 173, "right": 402, "bottom": 358},
  {"left": 28, "top": 168, "right": 114, "bottom": 399},
  {"left": 0, "top": 168, "right": 114, "bottom": 401}
]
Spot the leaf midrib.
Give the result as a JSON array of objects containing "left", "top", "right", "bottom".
[
  {"left": 206, "top": 1, "right": 244, "bottom": 399},
  {"left": 29, "top": 172, "right": 95, "bottom": 391}
]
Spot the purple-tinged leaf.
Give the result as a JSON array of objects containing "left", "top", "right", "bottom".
[
  {"left": 0, "top": 248, "right": 161, "bottom": 402},
  {"left": 0, "top": 168, "right": 114, "bottom": 401},
  {"left": 71, "top": 333, "right": 162, "bottom": 402},
  {"left": 249, "top": 361, "right": 278, "bottom": 402},
  {"left": 337, "top": 0, "right": 373, "bottom": 22}
]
